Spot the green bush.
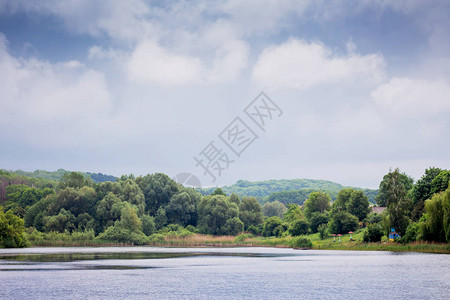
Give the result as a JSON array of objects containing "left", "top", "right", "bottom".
[
  {"left": 148, "top": 233, "right": 165, "bottom": 244},
  {"left": 318, "top": 223, "right": 328, "bottom": 240},
  {"left": 290, "top": 236, "right": 313, "bottom": 248},
  {"left": 97, "top": 224, "right": 149, "bottom": 244},
  {"left": 401, "top": 222, "right": 420, "bottom": 243},
  {"left": 247, "top": 225, "right": 260, "bottom": 235},
  {"left": 71, "top": 230, "right": 95, "bottom": 241},
  {"left": 234, "top": 233, "right": 253, "bottom": 243},
  {"left": 186, "top": 225, "right": 197, "bottom": 233},
  {"left": 363, "top": 224, "right": 384, "bottom": 243},
  {"left": 0, "top": 209, "right": 28, "bottom": 248},
  {"left": 289, "top": 219, "right": 310, "bottom": 236}
]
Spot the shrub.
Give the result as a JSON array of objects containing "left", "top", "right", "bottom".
[
  {"left": 234, "top": 233, "right": 253, "bottom": 243},
  {"left": 318, "top": 223, "right": 328, "bottom": 240},
  {"left": 222, "top": 217, "right": 244, "bottom": 235},
  {"left": 363, "top": 224, "right": 384, "bottom": 243},
  {"left": 401, "top": 222, "right": 420, "bottom": 243},
  {"left": 185, "top": 225, "right": 197, "bottom": 233},
  {"left": 289, "top": 219, "right": 310, "bottom": 236},
  {"left": 148, "top": 233, "right": 165, "bottom": 244},
  {"left": 290, "top": 236, "right": 313, "bottom": 248},
  {"left": 262, "top": 216, "right": 282, "bottom": 237},
  {"left": 0, "top": 209, "right": 28, "bottom": 248},
  {"left": 247, "top": 225, "right": 260, "bottom": 235}
]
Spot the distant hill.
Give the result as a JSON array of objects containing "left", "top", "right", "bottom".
[
  {"left": 199, "top": 179, "right": 378, "bottom": 204},
  {"left": 6, "top": 169, "right": 117, "bottom": 183}
]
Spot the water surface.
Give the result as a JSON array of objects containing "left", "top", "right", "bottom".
[{"left": 1, "top": 247, "right": 448, "bottom": 299}]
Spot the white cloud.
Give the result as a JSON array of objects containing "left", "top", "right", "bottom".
[
  {"left": 371, "top": 77, "right": 450, "bottom": 117},
  {"left": 0, "top": 34, "right": 111, "bottom": 147},
  {"left": 127, "top": 40, "right": 203, "bottom": 86},
  {"left": 252, "top": 39, "right": 385, "bottom": 90},
  {"left": 126, "top": 38, "right": 249, "bottom": 86}
]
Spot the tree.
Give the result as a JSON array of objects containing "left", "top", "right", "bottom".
[
  {"left": 136, "top": 173, "right": 179, "bottom": 215},
  {"left": 222, "top": 217, "right": 244, "bottom": 235},
  {"left": 239, "top": 196, "right": 263, "bottom": 230},
  {"left": 282, "top": 204, "right": 304, "bottom": 224},
  {"left": 141, "top": 215, "right": 156, "bottom": 236},
  {"left": 304, "top": 192, "right": 331, "bottom": 220},
  {"left": 197, "top": 195, "right": 239, "bottom": 235},
  {"left": 262, "top": 201, "right": 286, "bottom": 218},
  {"left": 4, "top": 185, "right": 54, "bottom": 217},
  {"left": 262, "top": 216, "right": 283, "bottom": 237},
  {"left": 347, "top": 190, "right": 371, "bottom": 221},
  {"left": 289, "top": 219, "right": 310, "bottom": 236},
  {"left": 0, "top": 209, "right": 28, "bottom": 248},
  {"left": 328, "top": 211, "right": 358, "bottom": 234},
  {"left": 96, "top": 192, "right": 122, "bottom": 233},
  {"left": 363, "top": 224, "right": 383, "bottom": 243},
  {"left": 229, "top": 193, "right": 240, "bottom": 206},
  {"left": 165, "top": 191, "right": 200, "bottom": 227},
  {"left": 118, "top": 204, "right": 142, "bottom": 232},
  {"left": 309, "top": 212, "right": 328, "bottom": 233},
  {"left": 24, "top": 194, "right": 56, "bottom": 230},
  {"left": 430, "top": 170, "right": 450, "bottom": 195},
  {"left": 383, "top": 169, "right": 411, "bottom": 236},
  {"left": 421, "top": 186, "right": 450, "bottom": 243},
  {"left": 376, "top": 170, "right": 413, "bottom": 207},
  {"left": 211, "top": 188, "right": 226, "bottom": 196},
  {"left": 154, "top": 207, "right": 168, "bottom": 229},
  {"left": 48, "top": 186, "right": 97, "bottom": 217},
  {"left": 318, "top": 223, "right": 327, "bottom": 240},
  {"left": 58, "top": 172, "right": 93, "bottom": 189},
  {"left": 409, "top": 167, "right": 442, "bottom": 220},
  {"left": 120, "top": 179, "right": 145, "bottom": 216},
  {"left": 332, "top": 188, "right": 353, "bottom": 213},
  {"left": 43, "top": 208, "right": 76, "bottom": 233}
]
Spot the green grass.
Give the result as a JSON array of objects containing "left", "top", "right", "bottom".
[{"left": 24, "top": 229, "right": 450, "bottom": 253}]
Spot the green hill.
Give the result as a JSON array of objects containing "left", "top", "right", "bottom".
[
  {"left": 199, "top": 179, "right": 378, "bottom": 205},
  {"left": 6, "top": 169, "right": 117, "bottom": 183}
]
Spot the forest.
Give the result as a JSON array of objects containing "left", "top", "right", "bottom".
[{"left": 0, "top": 167, "right": 449, "bottom": 249}]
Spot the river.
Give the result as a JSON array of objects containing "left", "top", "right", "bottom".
[{"left": 0, "top": 247, "right": 449, "bottom": 299}]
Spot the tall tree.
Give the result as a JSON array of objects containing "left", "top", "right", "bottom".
[
  {"left": 136, "top": 173, "right": 179, "bottom": 215},
  {"left": 197, "top": 195, "right": 239, "bottom": 235},
  {"left": 239, "top": 196, "right": 263, "bottom": 230},
  {"left": 384, "top": 169, "right": 411, "bottom": 235},
  {"left": 347, "top": 190, "right": 371, "bottom": 221},
  {"left": 376, "top": 170, "right": 413, "bottom": 207},
  {"left": 262, "top": 201, "right": 286, "bottom": 218},
  {"left": 409, "top": 167, "right": 442, "bottom": 220},
  {"left": 165, "top": 190, "right": 200, "bottom": 227},
  {"left": 304, "top": 192, "right": 331, "bottom": 220},
  {"left": 332, "top": 188, "right": 353, "bottom": 213},
  {"left": 0, "top": 209, "right": 28, "bottom": 248}
]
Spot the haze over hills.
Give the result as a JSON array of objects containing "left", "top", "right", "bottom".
[
  {"left": 200, "top": 179, "right": 378, "bottom": 204},
  {"left": 4, "top": 169, "right": 117, "bottom": 183},
  {"left": 2, "top": 168, "right": 378, "bottom": 205}
]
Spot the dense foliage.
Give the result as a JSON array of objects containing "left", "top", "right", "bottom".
[
  {"left": 1, "top": 166, "right": 449, "bottom": 248},
  {"left": 199, "top": 179, "right": 377, "bottom": 204}
]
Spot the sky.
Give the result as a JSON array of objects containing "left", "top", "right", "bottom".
[{"left": 0, "top": 0, "right": 449, "bottom": 189}]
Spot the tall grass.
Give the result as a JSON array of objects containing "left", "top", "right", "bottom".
[{"left": 24, "top": 228, "right": 450, "bottom": 253}]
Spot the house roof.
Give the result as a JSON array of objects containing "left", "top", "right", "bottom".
[{"left": 371, "top": 207, "right": 386, "bottom": 214}]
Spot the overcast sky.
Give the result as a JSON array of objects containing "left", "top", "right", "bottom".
[{"left": 0, "top": 0, "right": 449, "bottom": 189}]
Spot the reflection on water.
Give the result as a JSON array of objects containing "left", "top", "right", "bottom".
[{"left": 1, "top": 247, "right": 449, "bottom": 299}]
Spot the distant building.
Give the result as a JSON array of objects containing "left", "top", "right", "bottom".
[{"left": 371, "top": 207, "right": 386, "bottom": 214}]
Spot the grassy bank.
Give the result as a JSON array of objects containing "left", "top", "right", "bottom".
[{"left": 23, "top": 229, "right": 450, "bottom": 253}]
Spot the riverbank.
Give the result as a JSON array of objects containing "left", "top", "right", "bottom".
[{"left": 24, "top": 231, "right": 450, "bottom": 254}]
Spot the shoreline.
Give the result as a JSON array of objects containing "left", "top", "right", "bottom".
[{"left": 21, "top": 239, "right": 450, "bottom": 254}]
